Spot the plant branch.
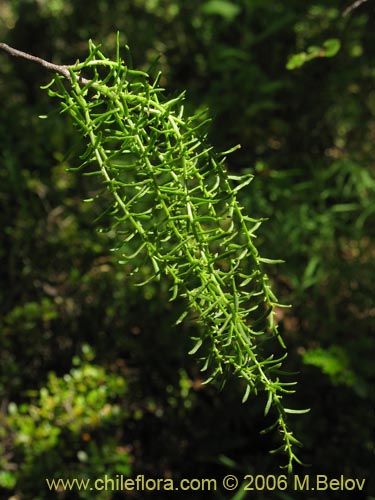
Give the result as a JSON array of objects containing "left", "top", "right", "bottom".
[
  {"left": 0, "top": 42, "right": 90, "bottom": 85},
  {"left": 342, "top": 0, "right": 369, "bottom": 16},
  {"left": 1, "top": 36, "right": 307, "bottom": 468}
]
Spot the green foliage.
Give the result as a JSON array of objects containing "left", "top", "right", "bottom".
[
  {"left": 286, "top": 38, "right": 341, "bottom": 69},
  {"left": 41, "top": 36, "right": 306, "bottom": 470},
  {"left": 1, "top": 0, "right": 374, "bottom": 497},
  {"left": 201, "top": 1, "right": 241, "bottom": 22},
  {"left": 302, "top": 345, "right": 365, "bottom": 395},
  {"left": 3, "top": 345, "right": 130, "bottom": 498},
  {"left": 286, "top": 4, "right": 341, "bottom": 69}
]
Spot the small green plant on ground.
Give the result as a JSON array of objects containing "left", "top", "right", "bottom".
[
  {"left": 0, "top": 35, "right": 308, "bottom": 471},
  {"left": 2, "top": 345, "right": 130, "bottom": 499}
]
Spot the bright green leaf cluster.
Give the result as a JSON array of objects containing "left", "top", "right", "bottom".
[
  {"left": 286, "top": 38, "right": 341, "bottom": 69},
  {"left": 8, "top": 346, "right": 127, "bottom": 453},
  {"left": 201, "top": 0, "right": 241, "bottom": 21},
  {"left": 5, "top": 346, "right": 130, "bottom": 497},
  {"left": 43, "top": 35, "right": 307, "bottom": 470}
]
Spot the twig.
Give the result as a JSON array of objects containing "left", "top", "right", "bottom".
[
  {"left": 0, "top": 42, "right": 90, "bottom": 85},
  {"left": 343, "top": 0, "right": 369, "bottom": 17}
]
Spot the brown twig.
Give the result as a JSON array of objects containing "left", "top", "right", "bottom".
[
  {"left": 342, "top": 0, "right": 369, "bottom": 17},
  {"left": 0, "top": 42, "right": 91, "bottom": 85}
]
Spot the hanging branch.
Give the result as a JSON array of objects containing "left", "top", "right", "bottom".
[
  {"left": 0, "top": 43, "right": 71, "bottom": 81},
  {"left": 0, "top": 42, "right": 93, "bottom": 85},
  {"left": 0, "top": 38, "right": 308, "bottom": 470}
]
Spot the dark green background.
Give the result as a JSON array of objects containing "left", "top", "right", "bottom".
[{"left": 0, "top": 1, "right": 374, "bottom": 498}]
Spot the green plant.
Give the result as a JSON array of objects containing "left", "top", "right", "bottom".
[
  {"left": 286, "top": 38, "right": 341, "bottom": 69},
  {"left": 0, "top": 35, "right": 307, "bottom": 470},
  {"left": 4, "top": 345, "right": 130, "bottom": 499}
]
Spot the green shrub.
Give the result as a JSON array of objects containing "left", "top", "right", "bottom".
[{"left": 3, "top": 345, "right": 130, "bottom": 499}]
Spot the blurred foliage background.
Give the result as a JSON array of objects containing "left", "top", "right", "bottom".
[{"left": 0, "top": 0, "right": 374, "bottom": 498}]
